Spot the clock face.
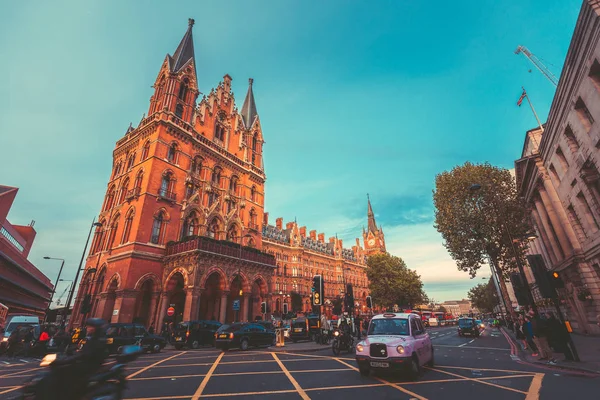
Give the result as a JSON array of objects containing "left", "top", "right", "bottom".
[{"left": 368, "top": 239, "right": 375, "bottom": 246}]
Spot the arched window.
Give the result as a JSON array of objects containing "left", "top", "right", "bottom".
[
  {"left": 182, "top": 212, "right": 198, "bottom": 239},
  {"left": 92, "top": 221, "right": 105, "bottom": 254},
  {"left": 211, "top": 167, "right": 221, "bottom": 186},
  {"left": 104, "top": 186, "right": 116, "bottom": 211},
  {"left": 175, "top": 104, "right": 184, "bottom": 119},
  {"left": 249, "top": 208, "right": 257, "bottom": 228},
  {"left": 151, "top": 211, "right": 165, "bottom": 244},
  {"left": 141, "top": 141, "right": 150, "bottom": 160},
  {"left": 214, "top": 123, "right": 225, "bottom": 142},
  {"left": 134, "top": 170, "right": 143, "bottom": 193},
  {"left": 178, "top": 78, "right": 189, "bottom": 101},
  {"left": 226, "top": 225, "right": 238, "bottom": 242},
  {"left": 207, "top": 218, "right": 220, "bottom": 239},
  {"left": 127, "top": 153, "right": 135, "bottom": 170},
  {"left": 191, "top": 156, "right": 203, "bottom": 177},
  {"left": 250, "top": 186, "right": 256, "bottom": 202},
  {"left": 118, "top": 178, "right": 130, "bottom": 203},
  {"left": 121, "top": 209, "right": 134, "bottom": 244},
  {"left": 113, "top": 161, "right": 122, "bottom": 178},
  {"left": 167, "top": 143, "right": 178, "bottom": 163},
  {"left": 229, "top": 176, "right": 238, "bottom": 195},
  {"left": 106, "top": 215, "right": 119, "bottom": 250},
  {"left": 160, "top": 172, "right": 173, "bottom": 197}
]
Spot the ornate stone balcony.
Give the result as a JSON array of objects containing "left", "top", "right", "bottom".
[{"left": 166, "top": 236, "right": 276, "bottom": 266}]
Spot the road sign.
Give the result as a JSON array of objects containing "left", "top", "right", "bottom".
[
  {"left": 232, "top": 300, "right": 240, "bottom": 311},
  {"left": 167, "top": 307, "right": 175, "bottom": 317}
]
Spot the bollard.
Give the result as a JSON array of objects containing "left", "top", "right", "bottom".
[{"left": 275, "top": 328, "right": 285, "bottom": 347}]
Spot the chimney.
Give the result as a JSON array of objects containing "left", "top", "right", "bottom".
[
  {"left": 286, "top": 222, "right": 294, "bottom": 230},
  {"left": 263, "top": 212, "right": 269, "bottom": 226},
  {"left": 309, "top": 230, "right": 317, "bottom": 240},
  {"left": 356, "top": 238, "right": 360, "bottom": 246},
  {"left": 318, "top": 233, "right": 325, "bottom": 243},
  {"left": 300, "top": 226, "right": 307, "bottom": 238},
  {"left": 329, "top": 237, "right": 336, "bottom": 244},
  {"left": 276, "top": 217, "right": 283, "bottom": 230}
]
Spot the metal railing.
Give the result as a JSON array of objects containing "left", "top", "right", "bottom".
[{"left": 166, "top": 236, "right": 276, "bottom": 266}]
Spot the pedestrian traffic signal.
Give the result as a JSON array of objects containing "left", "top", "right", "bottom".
[
  {"left": 261, "top": 302, "right": 267, "bottom": 314},
  {"left": 366, "top": 296, "right": 373, "bottom": 309},
  {"left": 549, "top": 271, "right": 565, "bottom": 289},
  {"left": 312, "top": 275, "right": 323, "bottom": 306}
]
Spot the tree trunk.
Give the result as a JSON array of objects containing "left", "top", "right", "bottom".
[{"left": 490, "top": 257, "right": 516, "bottom": 319}]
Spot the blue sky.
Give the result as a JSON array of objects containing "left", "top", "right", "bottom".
[{"left": 0, "top": 0, "right": 581, "bottom": 304}]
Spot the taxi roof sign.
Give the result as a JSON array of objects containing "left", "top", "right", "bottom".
[{"left": 383, "top": 313, "right": 396, "bottom": 317}]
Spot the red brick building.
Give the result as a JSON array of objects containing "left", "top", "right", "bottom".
[
  {"left": 72, "top": 20, "right": 376, "bottom": 328},
  {"left": 0, "top": 186, "right": 53, "bottom": 318},
  {"left": 262, "top": 196, "right": 384, "bottom": 317}
]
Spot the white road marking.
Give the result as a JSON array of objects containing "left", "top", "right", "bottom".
[
  {"left": 1, "top": 362, "right": 9, "bottom": 365},
  {"left": 19, "top": 360, "right": 28, "bottom": 363},
  {"left": 458, "top": 343, "right": 468, "bottom": 347}
]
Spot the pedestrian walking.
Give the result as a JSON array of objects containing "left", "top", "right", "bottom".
[
  {"left": 355, "top": 314, "right": 362, "bottom": 340},
  {"left": 529, "top": 310, "right": 553, "bottom": 361},
  {"left": 523, "top": 317, "right": 538, "bottom": 356},
  {"left": 515, "top": 316, "right": 527, "bottom": 350}
]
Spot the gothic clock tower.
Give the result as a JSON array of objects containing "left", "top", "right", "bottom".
[{"left": 362, "top": 194, "right": 386, "bottom": 255}]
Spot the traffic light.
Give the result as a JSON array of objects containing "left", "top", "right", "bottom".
[
  {"left": 510, "top": 273, "right": 529, "bottom": 306},
  {"left": 527, "top": 254, "right": 557, "bottom": 299},
  {"left": 366, "top": 296, "right": 373, "bottom": 309},
  {"left": 344, "top": 283, "right": 355, "bottom": 310},
  {"left": 261, "top": 302, "right": 267, "bottom": 314},
  {"left": 80, "top": 294, "right": 92, "bottom": 315},
  {"left": 549, "top": 270, "right": 565, "bottom": 289},
  {"left": 312, "top": 275, "right": 323, "bottom": 306}
]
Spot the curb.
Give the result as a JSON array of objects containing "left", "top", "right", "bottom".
[{"left": 500, "top": 327, "right": 600, "bottom": 376}]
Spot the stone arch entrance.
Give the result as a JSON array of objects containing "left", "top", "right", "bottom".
[
  {"left": 199, "top": 270, "right": 226, "bottom": 322},
  {"left": 134, "top": 279, "right": 155, "bottom": 327},
  {"left": 166, "top": 272, "right": 186, "bottom": 325},
  {"left": 227, "top": 274, "right": 248, "bottom": 323},
  {"left": 248, "top": 277, "right": 268, "bottom": 321}
]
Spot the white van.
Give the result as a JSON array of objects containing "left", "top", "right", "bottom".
[
  {"left": 428, "top": 317, "right": 439, "bottom": 327},
  {"left": 1, "top": 315, "right": 40, "bottom": 346}
]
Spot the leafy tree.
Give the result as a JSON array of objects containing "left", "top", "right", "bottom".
[
  {"left": 433, "top": 162, "right": 531, "bottom": 314},
  {"left": 468, "top": 279, "right": 498, "bottom": 313},
  {"left": 367, "top": 253, "right": 428, "bottom": 309},
  {"left": 290, "top": 291, "right": 303, "bottom": 312}
]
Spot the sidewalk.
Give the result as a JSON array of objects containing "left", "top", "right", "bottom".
[{"left": 502, "top": 327, "right": 600, "bottom": 375}]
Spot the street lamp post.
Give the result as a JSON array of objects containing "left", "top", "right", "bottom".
[
  {"left": 56, "top": 279, "right": 73, "bottom": 323},
  {"left": 43, "top": 256, "right": 65, "bottom": 322},
  {"left": 64, "top": 219, "right": 102, "bottom": 329}
]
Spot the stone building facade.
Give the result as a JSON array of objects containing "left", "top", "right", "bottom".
[
  {"left": 261, "top": 197, "right": 381, "bottom": 317},
  {"left": 515, "top": 0, "right": 600, "bottom": 334},
  {"left": 71, "top": 19, "right": 373, "bottom": 328}
]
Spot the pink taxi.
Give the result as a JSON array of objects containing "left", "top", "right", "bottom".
[{"left": 355, "top": 312, "right": 434, "bottom": 379}]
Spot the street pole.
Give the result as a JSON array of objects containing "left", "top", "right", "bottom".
[
  {"left": 64, "top": 218, "right": 100, "bottom": 330},
  {"left": 43, "top": 257, "right": 65, "bottom": 323},
  {"left": 235, "top": 233, "right": 252, "bottom": 323}
]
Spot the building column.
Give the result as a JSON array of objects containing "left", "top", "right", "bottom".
[
  {"left": 148, "top": 291, "right": 161, "bottom": 330},
  {"left": 111, "top": 290, "right": 137, "bottom": 323},
  {"left": 541, "top": 176, "right": 583, "bottom": 252},
  {"left": 183, "top": 288, "right": 202, "bottom": 322},
  {"left": 533, "top": 199, "right": 564, "bottom": 262},
  {"left": 538, "top": 186, "right": 573, "bottom": 257},
  {"left": 156, "top": 293, "right": 169, "bottom": 332},
  {"left": 219, "top": 291, "right": 229, "bottom": 323},
  {"left": 242, "top": 293, "right": 251, "bottom": 322}
]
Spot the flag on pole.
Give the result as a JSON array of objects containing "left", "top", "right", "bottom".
[{"left": 517, "top": 89, "right": 527, "bottom": 107}]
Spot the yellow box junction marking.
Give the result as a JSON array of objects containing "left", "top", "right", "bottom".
[
  {"left": 272, "top": 352, "right": 310, "bottom": 400},
  {"left": 525, "top": 373, "right": 544, "bottom": 400},
  {"left": 127, "top": 351, "right": 187, "bottom": 379},
  {"left": 191, "top": 351, "right": 224, "bottom": 399}
]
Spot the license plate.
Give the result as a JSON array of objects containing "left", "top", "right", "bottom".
[
  {"left": 370, "top": 362, "right": 389, "bottom": 368},
  {"left": 294, "top": 328, "right": 302, "bottom": 332},
  {"left": 218, "top": 334, "right": 228, "bottom": 339}
]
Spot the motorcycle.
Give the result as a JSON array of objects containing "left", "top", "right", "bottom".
[
  {"left": 331, "top": 329, "right": 354, "bottom": 356},
  {"left": 19, "top": 345, "right": 142, "bottom": 400}
]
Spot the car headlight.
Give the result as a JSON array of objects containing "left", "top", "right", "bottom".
[
  {"left": 333, "top": 331, "right": 340, "bottom": 337},
  {"left": 396, "top": 345, "right": 405, "bottom": 354},
  {"left": 356, "top": 344, "right": 364, "bottom": 352},
  {"left": 1, "top": 337, "right": 7, "bottom": 342}
]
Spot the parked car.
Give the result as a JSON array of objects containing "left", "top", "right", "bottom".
[
  {"left": 214, "top": 323, "right": 275, "bottom": 351},
  {"left": 289, "top": 316, "right": 320, "bottom": 342},
  {"left": 105, "top": 323, "right": 166, "bottom": 354},
  {"left": 173, "top": 320, "right": 221, "bottom": 349}
]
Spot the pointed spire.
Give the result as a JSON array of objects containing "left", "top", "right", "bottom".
[
  {"left": 367, "top": 193, "right": 378, "bottom": 234},
  {"left": 241, "top": 78, "right": 258, "bottom": 128},
  {"left": 170, "top": 18, "right": 196, "bottom": 73}
]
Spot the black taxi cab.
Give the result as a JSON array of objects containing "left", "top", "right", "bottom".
[{"left": 105, "top": 323, "right": 166, "bottom": 354}]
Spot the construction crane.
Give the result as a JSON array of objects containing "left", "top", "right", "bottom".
[
  {"left": 55, "top": 284, "right": 70, "bottom": 306},
  {"left": 515, "top": 45, "right": 558, "bottom": 87}
]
